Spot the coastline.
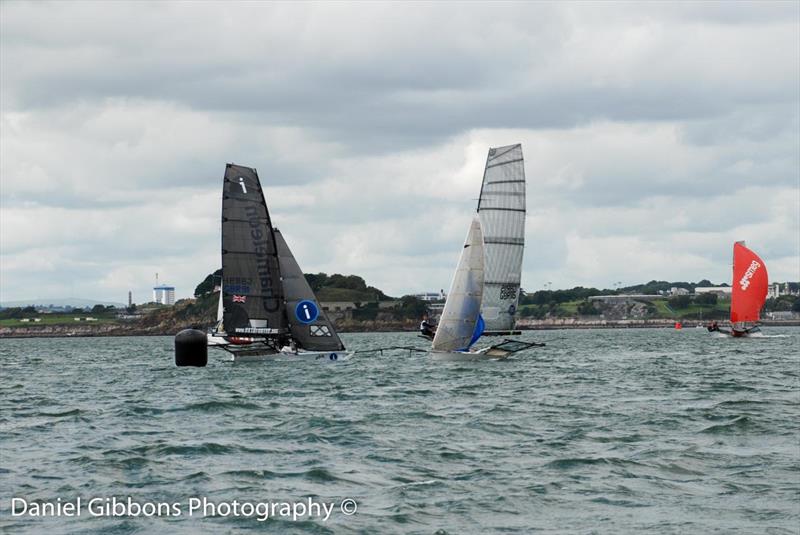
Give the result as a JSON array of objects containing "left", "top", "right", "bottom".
[
  {"left": 517, "top": 319, "right": 800, "bottom": 330},
  {"left": 1, "top": 319, "right": 798, "bottom": 339}
]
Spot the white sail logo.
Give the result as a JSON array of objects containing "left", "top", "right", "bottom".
[
  {"left": 239, "top": 177, "right": 247, "bottom": 193},
  {"left": 739, "top": 260, "right": 760, "bottom": 291}
]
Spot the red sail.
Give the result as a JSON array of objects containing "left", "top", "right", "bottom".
[{"left": 730, "top": 242, "right": 768, "bottom": 323}]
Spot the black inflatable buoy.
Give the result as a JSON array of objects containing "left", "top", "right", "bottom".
[{"left": 175, "top": 329, "right": 207, "bottom": 367}]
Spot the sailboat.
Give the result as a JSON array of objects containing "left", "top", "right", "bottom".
[
  {"left": 429, "top": 216, "right": 541, "bottom": 361},
  {"left": 477, "top": 144, "right": 526, "bottom": 336},
  {"left": 207, "top": 163, "right": 349, "bottom": 362},
  {"left": 708, "top": 241, "right": 768, "bottom": 338}
]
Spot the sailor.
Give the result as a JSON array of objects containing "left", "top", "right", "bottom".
[
  {"left": 278, "top": 336, "right": 299, "bottom": 354},
  {"left": 707, "top": 320, "right": 719, "bottom": 332},
  {"left": 420, "top": 315, "right": 435, "bottom": 337}
]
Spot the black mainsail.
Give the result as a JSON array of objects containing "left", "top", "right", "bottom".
[
  {"left": 275, "top": 229, "right": 345, "bottom": 351},
  {"left": 220, "top": 163, "right": 287, "bottom": 336}
]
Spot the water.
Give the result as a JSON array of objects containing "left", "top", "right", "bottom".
[{"left": 1, "top": 328, "right": 798, "bottom": 534}]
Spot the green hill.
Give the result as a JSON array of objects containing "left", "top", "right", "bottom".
[{"left": 195, "top": 270, "right": 391, "bottom": 302}]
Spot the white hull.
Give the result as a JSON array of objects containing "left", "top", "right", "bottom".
[
  {"left": 207, "top": 333, "right": 349, "bottom": 362},
  {"left": 207, "top": 333, "right": 229, "bottom": 346}
]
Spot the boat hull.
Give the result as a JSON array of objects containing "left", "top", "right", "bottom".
[
  {"left": 231, "top": 350, "right": 351, "bottom": 363},
  {"left": 708, "top": 325, "right": 762, "bottom": 338},
  {"left": 429, "top": 347, "right": 508, "bottom": 361},
  {"left": 731, "top": 325, "right": 761, "bottom": 338},
  {"left": 207, "top": 333, "right": 349, "bottom": 362}
]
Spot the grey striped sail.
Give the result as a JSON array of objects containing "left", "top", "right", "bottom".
[
  {"left": 476, "top": 144, "right": 526, "bottom": 332},
  {"left": 221, "top": 163, "right": 287, "bottom": 336},
  {"left": 274, "top": 229, "right": 345, "bottom": 351}
]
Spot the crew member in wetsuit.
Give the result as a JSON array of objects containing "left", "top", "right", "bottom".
[
  {"left": 420, "top": 315, "right": 435, "bottom": 338},
  {"left": 707, "top": 320, "right": 719, "bottom": 332}
]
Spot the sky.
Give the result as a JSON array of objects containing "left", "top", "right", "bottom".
[{"left": 1, "top": 1, "right": 799, "bottom": 304}]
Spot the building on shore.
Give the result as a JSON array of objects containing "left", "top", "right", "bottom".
[
  {"left": 669, "top": 287, "right": 690, "bottom": 296},
  {"left": 768, "top": 311, "right": 799, "bottom": 320},
  {"left": 153, "top": 285, "right": 175, "bottom": 305},
  {"left": 412, "top": 290, "right": 446, "bottom": 302},
  {"left": 695, "top": 286, "right": 732, "bottom": 298},
  {"left": 767, "top": 282, "right": 799, "bottom": 299}
]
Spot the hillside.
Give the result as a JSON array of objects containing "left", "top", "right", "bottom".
[{"left": 195, "top": 270, "right": 392, "bottom": 303}]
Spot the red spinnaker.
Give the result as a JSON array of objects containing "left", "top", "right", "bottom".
[{"left": 730, "top": 242, "right": 768, "bottom": 324}]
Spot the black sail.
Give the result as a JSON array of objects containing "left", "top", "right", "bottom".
[
  {"left": 220, "top": 163, "right": 287, "bottom": 336},
  {"left": 274, "top": 229, "right": 345, "bottom": 351}
]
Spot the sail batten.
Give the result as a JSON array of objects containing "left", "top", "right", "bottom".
[{"left": 477, "top": 144, "right": 526, "bottom": 332}]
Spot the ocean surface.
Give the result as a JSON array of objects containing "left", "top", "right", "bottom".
[{"left": 1, "top": 328, "right": 798, "bottom": 534}]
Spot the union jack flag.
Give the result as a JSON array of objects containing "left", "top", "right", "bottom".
[{"left": 232, "top": 295, "right": 247, "bottom": 303}]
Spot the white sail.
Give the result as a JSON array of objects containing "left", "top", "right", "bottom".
[
  {"left": 432, "top": 217, "right": 485, "bottom": 352},
  {"left": 477, "top": 144, "right": 526, "bottom": 331}
]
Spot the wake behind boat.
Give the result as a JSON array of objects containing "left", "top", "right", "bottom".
[
  {"left": 707, "top": 241, "right": 768, "bottom": 338},
  {"left": 203, "top": 163, "right": 350, "bottom": 363}
]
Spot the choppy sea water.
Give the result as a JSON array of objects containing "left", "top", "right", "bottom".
[{"left": 1, "top": 328, "right": 798, "bottom": 534}]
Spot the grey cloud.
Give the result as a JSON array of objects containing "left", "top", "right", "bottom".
[
  {"left": 4, "top": 3, "right": 796, "bottom": 143},
  {"left": 1, "top": 2, "right": 798, "bottom": 301}
]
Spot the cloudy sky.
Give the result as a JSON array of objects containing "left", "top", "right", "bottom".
[{"left": 1, "top": 1, "right": 798, "bottom": 304}]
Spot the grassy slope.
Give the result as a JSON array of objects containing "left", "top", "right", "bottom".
[{"left": 0, "top": 315, "right": 118, "bottom": 327}]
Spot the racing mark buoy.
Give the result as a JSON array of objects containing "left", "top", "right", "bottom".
[
  {"left": 175, "top": 329, "right": 208, "bottom": 367},
  {"left": 674, "top": 322, "right": 682, "bottom": 330}
]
